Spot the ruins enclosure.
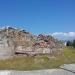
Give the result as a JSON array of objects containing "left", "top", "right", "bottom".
[{"left": 0, "top": 27, "right": 64, "bottom": 59}]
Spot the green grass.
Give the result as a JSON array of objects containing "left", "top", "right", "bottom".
[{"left": 0, "top": 47, "right": 75, "bottom": 70}]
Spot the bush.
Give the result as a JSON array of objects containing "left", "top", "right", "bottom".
[
  {"left": 66, "top": 41, "right": 72, "bottom": 46},
  {"left": 66, "top": 40, "right": 75, "bottom": 48},
  {"left": 72, "top": 40, "right": 75, "bottom": 48}
]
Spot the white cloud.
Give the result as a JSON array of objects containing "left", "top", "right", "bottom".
[
  {"left": 68, "top": 32, "right": 75, "bottom": 37},
  {"left": 52, "top": 32, "right": 75, "bottom": 37},
  {"left": 52, "top": 32, "right": 67, "bottom": 36},
  {"left": 51, "top": 32, "right": 75, "bottom": 40}
]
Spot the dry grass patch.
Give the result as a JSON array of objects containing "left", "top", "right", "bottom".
[{"left": 0, "top": 47, "right": 75, "bottom": 70}]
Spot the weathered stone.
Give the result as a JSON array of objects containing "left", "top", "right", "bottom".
[
  {"left": 0, "top": 26, "right": 64, "bottom": 59},
  {"left": 0, "top": 37, "right": 14, "bottom": 59}
]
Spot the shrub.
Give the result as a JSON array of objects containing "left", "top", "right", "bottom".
[{"left": 72, "top": 40, "right": 75, "bottom": 48}]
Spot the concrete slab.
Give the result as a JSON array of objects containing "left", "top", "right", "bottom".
[
  {"left": 60, "top": 64, "right": 75, "bottom": 73},
  {"left": 0, "top": 70, "right": 11, "bottom": 75},
  {"left": 0, "top": 69, "right": 75, "bottom": 75}
]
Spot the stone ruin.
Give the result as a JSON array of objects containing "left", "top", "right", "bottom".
[
  {"left": 0, "top": 35, "right": 15, "bottom": 59},
  {"left": 0, "top": 26, "right": 64, "bottom": 59}
]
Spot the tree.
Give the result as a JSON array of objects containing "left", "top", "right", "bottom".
[
  {"left": 66, "top": 41, "right": 72, "bottom": 46},
  {"left": 72, "top": 40, "right": 75, "bottom": 48}
]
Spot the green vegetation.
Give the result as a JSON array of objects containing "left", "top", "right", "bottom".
[
  {"left": 73, "top": 40, "right": 75, "bottom": 48},
  {"left": 66, "top": 39, "right": 75, "bottom": 48},
  {"left": 0, "top": 47, "right": 75, "bottom": 70}
]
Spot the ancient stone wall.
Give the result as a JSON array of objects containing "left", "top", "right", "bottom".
[{"left": 0, "top": 36, "right": 15, "bottom": 59}]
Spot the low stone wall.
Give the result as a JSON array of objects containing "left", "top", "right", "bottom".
[
  {"left": 15, "top": 46, "right": 63, "bottom": 56},
  {"left": 0, "top": 46, "right": 14, "bottom": 60}
]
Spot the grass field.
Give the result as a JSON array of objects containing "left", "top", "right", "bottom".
[{"left": 0, "top": 47, "right": 75, "bottom": 70}]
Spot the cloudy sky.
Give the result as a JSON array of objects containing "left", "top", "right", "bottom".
[
  {"left": 52, "top": 32, "right": 75, "bottom": 40},
  {"left": 0, "top": 0, "right": 75, "bottom": 40}
]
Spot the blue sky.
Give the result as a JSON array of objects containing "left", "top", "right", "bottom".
[{"left": 0, "top": 0, "right": 75, "bottom": 35}]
